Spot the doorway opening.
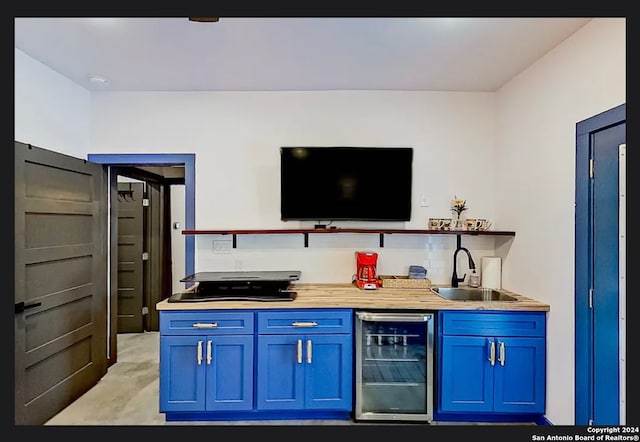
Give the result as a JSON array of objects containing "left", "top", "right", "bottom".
[{"left": 87, "top": 154, "right": 195, "bottom": 365}]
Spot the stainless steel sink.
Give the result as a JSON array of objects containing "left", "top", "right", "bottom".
[{"left": 431, "top": 287, "right": 518, "bottom": 302}]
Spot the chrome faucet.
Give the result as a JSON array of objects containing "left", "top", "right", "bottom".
[{"left": 451, "top": 244, "right": 476, "bottom": 288}]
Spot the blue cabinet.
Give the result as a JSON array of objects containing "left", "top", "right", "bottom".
[
  {"left": 437, "top": 311, "right": 546, "bottom": 419},
  {"left": 159, "top": 308, "right": 352, "bottom": 421},
  {"left": 256, "top": 309, "right": 353, "bottom": 412},
  {"left": 159, "top": 311, "right": 254, "bottom": 413}
]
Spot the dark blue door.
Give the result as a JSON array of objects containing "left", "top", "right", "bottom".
[{"left": 575, "top": 103, "right": 625, "bottom": 425}]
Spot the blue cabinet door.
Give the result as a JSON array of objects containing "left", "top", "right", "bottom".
[
  {"left": 160, "top": 335, "right": 206, "bottom": 412},
  {"left": 206, "top": 335, "right": 254, "bottom": 411},
  {"left": 493, "top": 337, "right": 545, "bottom": 414},
  {"left": 303, "top": 334, "right": 352, "bottom": 410},
  {"left": 256, "top": 333, "right": 352, "bottom": 411},
  {"left": 439, "top": 335, "right": 494, "bottom": 413},
  {"left": 160, "top": 334, "right": 254, "bottom": 412},
  {"left": 256, "top": 334, "right": 305, "bottom": 410}
]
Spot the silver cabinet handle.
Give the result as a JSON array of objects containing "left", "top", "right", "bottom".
[
  {"left": 498, "top": 341, "right": 505, "bottom": 366},
  {"left": 306, "top": 339, "right": 312, "bottom": 364},
  {"left": 488, "top": 340, "right": 495, "bottom": 366},
  {"left": 297, "top": 339, "right": 303, "bottom": 364},
  {"left": 206, "top": 340, "right": 212, "bottom": 365},
  {"left": 292, "top": 321, "right": 318, "bottom": 327},
  {"left": 197, "top": 340, "right": 203, "bottom": 365},
  {"left": 193, "top": 322, "right": 218, "bottom": 329}
]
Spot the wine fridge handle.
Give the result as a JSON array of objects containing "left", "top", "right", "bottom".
[{"left": 356, "top": 312, "right": 432, "bottom": 322}]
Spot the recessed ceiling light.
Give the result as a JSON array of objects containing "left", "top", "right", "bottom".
[{"left": 89, "top": 74, "right": 110, "bottom": 86}]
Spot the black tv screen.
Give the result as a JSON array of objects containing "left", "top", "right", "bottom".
[{"left": 280, "top": 146, "right": 413, "bottom": 221}]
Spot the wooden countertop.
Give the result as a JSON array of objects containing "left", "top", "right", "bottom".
[{"left": 156, "top": 283, "right": 550, "bottom": 312}]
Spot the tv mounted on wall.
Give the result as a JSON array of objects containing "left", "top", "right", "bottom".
[{"left": 280, "top": 146, "right": 413, "bottom": 222}]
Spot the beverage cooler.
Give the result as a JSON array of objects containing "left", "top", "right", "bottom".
[{"left": 354, "top": 311, "right": 434, "bottom": 422}]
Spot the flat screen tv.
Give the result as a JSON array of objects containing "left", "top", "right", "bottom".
[{"left": 280, "top": 146, "right": 413, "bottom": 222}]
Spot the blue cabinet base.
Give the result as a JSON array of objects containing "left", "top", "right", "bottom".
[
  {"left": 434, "top": 411, "right": 549, "bottom": 425},
  {"left": 165, "top": 410, "right": 351, "bottom": 422}
]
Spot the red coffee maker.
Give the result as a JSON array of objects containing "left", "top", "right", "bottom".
[{"left": 355, "top": 251, "right": 380, "bottom": 290}]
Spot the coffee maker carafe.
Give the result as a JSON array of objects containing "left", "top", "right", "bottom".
[{"left": 355, "top": 251, "right": 379, "bottom": 290}]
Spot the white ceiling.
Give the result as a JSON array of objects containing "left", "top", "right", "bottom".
[{"left": 14, "top": 17, "right": 592, "bottom": 92}]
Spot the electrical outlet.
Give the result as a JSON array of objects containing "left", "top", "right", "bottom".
[
  {"left": 420, "top": 195, "right": 430, "bottom": 207},
  {"left": 212, "top": 239, "right": 232, "bottom": 253}
]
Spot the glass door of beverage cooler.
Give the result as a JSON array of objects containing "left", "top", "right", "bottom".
[{"left": 355, "top": 311, "right": 434, "bottom": 422}]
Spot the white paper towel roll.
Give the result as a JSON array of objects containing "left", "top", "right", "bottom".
[{"left": 481, "top": 257, "right": 502, "bottom": 289}]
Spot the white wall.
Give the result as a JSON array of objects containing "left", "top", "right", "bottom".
[
  {"left": 14, "top": 17, "right": 626, "bottom": 426},
  {"left": 14, "top": 48, "right": 91, "bottom": 156},
  {"left": 87, "top": 90, "right": 500, "bottom": 286},
  {"left": 495, "top": 18, "right": 626, "bottom": 425}
]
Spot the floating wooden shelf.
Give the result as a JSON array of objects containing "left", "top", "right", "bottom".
[{"left": 181, "top": 228, "right": 515, "bottom": 248}]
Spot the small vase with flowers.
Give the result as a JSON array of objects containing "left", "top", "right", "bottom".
[{"left": 450, "top": 196, "right": 468, "bottom": 230}]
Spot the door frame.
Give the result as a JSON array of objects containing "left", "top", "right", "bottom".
[
  {"left": 574, "top": 103, "right": 625, "bottom": 424},
  {"left": 87, "top": 153, "right": 195, "bottom": 363}
]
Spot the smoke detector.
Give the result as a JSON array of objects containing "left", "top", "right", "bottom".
[{"left": 88, "top": 74, "right": 110, "bottom": 87}]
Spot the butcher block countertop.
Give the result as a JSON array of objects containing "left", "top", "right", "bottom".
[{"left": 156, "top": 283, "right": 550, "bottom": 312}]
